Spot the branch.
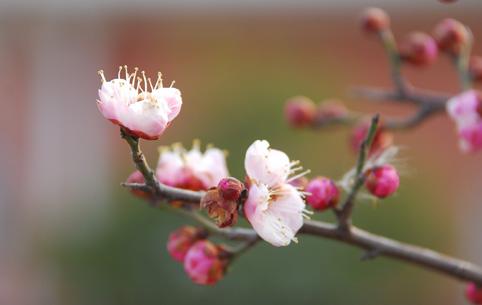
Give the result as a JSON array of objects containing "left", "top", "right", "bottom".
[
  {"left": 124, "top": 180, "right": 482, "bottom": 285},
  {"left": 313, "top": 28, "right": 452, "bottom": 131},
  {"left": 120, "top": 128, "right": 482, "bottom": 286}
]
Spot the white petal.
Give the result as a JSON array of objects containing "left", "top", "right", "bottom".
[
  {"left": 156, "top": 150, "right": 184, "bottom": 186},
  {"left": 152, "top": 87, "right": 183, "bottom": 122},
  {"left": 244, "top": 183, "right": 304, "bottom": 247},
  {"left": 244, "top": 140, "right": 290, "bottom": 187}
]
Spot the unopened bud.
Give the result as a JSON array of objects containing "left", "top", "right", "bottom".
[
  {"left": 126, "top": 170, "right": 149, "bottom": 199},
  {"left": 285, "top": 96, "right": 316, "bottom": 128},
  {"left": 184, "top": 240, "right": 228, "bottom": 285},
  {"left": 469, "top": 56, "right": 482, "bottom": 82},
  {"left": 466, "top": 282, "right": 482, "bottom": 304},
  {"left": 315, "top": 100, "right": 349, "bottom": 124},
  {"left": 167, "top": 226, "right": 205, "bottom": 262},
  {"left": 218, "top": 177, "right": 244, "bottom": 201},
  {"left": 400, "top": 32, "right": 438, "bottom": 67},
  {"left": 433, "top": 18, "right": 469, "bottom": 55},
  {"left": 306, "top": 177, "right": 340, "bottom": 211},
  {"left": 364, "top": 164, "right": 400, "bottom": 199},
  {"left": 359, "top": 7, "right": 390, "bottom": 34},
  {"left": 201, "top": 189, "right": 238, "bottom": 228}
]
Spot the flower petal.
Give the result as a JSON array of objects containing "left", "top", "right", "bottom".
[{"left": 244, "top": 140, "right": 290, "bottom": 187}]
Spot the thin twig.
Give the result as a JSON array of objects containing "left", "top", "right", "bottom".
[{"left": 336, "top": 115, "right": 379, "bottom": 229}]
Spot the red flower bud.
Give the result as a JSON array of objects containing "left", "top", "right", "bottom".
[
  {"left": 359, "top": 7, "right": 390, "bottom": 34},
  {"left": 218, "top": 177, "right": 244, "bottom": 201},
  {"left": 466, "top": 282, "right": 482, "bottom": 304},
  {"left": 315, "top": 100, "right": 348, "bottom": 124},
  {"left": 364, "top": 164, "right": 400, "bottom": 199},
  {"left": 306, "top": 177, "right": 340, "bottom": 211},
  {"left": 433, "top": 18, "right": 469, "bottom": 55},
  {"left": 126, "top": 170, "right": 149, "bottom": 199},
  {"left": 184, "top": 240, "right": 228, "bottom": 285},
  {"left": 350, "top": 120, "right": 393, "bottom": 155},
  {"left": 167, "top": 226, "right": 205, "bottom": 263},
  {"left": 201, "top": 189, "right": 238, "bottom": 228},
  {"left": 284, "top": 96, "right": 316, "bottom": 128},
  {"left": 470, "top": 56, "right": 482, "bottom": 82},
  {"left": 400, "top": 32, "right": 438, "bottom": 67}
]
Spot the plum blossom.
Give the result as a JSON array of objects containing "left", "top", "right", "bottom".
[
  {"left": 156, "top": 141, "right": 229, "bottom": 191},
  {"left": 243, "top": 140, "right": 310, "bottom": 247},
  {"left": 97, "top": 66, "right": 182, "bottom": 140},
  {"left": 446, "top": 90, "right": 482, "bottom": 153}
]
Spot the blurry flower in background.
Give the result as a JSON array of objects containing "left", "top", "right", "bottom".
[
  {"left": 155, "top": 141, "right": 229, "bottom": 191},
  {"left": 446, "top": 90, "right": 482, "bottom": 153}
]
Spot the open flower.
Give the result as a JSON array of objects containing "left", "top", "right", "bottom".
[
  {"left": 447, "top": 90, "right": 482, "bottom": 153},
  {"left": 97, "top": 66, "right": 182, "bottom": 140},
  {"left": 243, "top": 140, "right": 310, "bottom": 247},
  {"left": 156, "top": 141, "right": 229, "bottom": 191}
]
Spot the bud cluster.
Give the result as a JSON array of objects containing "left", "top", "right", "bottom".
[
  {"left": 201, "top": 177, "right": 245, "bottom": 228},
  {"left": 284, "top": 96, "right": 348, "bottom": 128},
  {"left": 166, "top": 227, "right": 229, "bottom": 285}
]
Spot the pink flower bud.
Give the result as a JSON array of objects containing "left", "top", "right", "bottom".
[
  {"left": 201, "top": 189, "right": 238, "bottom": 228},
  {"left": 364, "top": 164, "right": 400, "bottom": 199},
  {"left": 126, "top": 170, "right": 149, "bottom": 199},
  {"left": 466, "top": 282, "right": 482, "bottom": 304},
  {"left": 306, "top": 177, "right": 340, "bottom": 211},
  {"left": 359, "top": 7, "right": 390, "bottom": 34},
  {"left": 400, "top": 32, "right": 438, "bottom": 67},
  {"left": 167, "top": 226, "right": 205, "bottom": 263},
  {"left": 470, "top": 56, "right": 482, "bottom": 82},
  {"left": 218, "top": 177, "right": 244, "bottom": 201},
  {"left": 350, "top": 120, "right": 393, "bottom": 155},
  {"left": 433, "top": 18, "right": 469, "bottom": 55},
  {"left": 315, "top": 100, "right": 348, "bottom": 124},
  {"left": 458, "top": 122, "right": 482, "bottom": 153},
  {"left": 183, "top": 240, "right": 227, "bottom": 285},
  {"left": 285, "top": 96, "right": 316, "bottom": 128}
]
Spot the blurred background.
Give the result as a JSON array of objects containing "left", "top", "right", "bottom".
[{"left": 1, "top": 0, "right": 482, "bottom": 304}]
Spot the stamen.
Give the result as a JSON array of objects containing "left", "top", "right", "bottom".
[
  {"left": 148, "top": 78, "right": 154, "bottom": 91},
  {"left": 118, "top": 66, "right": 122, "bottom": 78},
  {"left": 156, "top": 72, "right": 163, "bottom": 89},
  {"left": 97, "top": 70, "right": 106, "bottom": 83},
  {"left": 170, "top": 80, "right": 176, "bottom": 88},
  {"left": 131, "top": 67, "right": 139, "bottom": 85},
  {"left": 141, "top": 71, "right": 147, "bottom": 92},
  {"left": 192, "top": 139, "right": 201, "bottom": 150},
  {"left": 290, "top": 160, "right": 300, "bottom": 166},
  {"left": 136, "top": 77, "right": 143, "bottom": 92},
  {"left": 290, "top": 166, "right": 303, "bottom": 173},
  {"left": 124, "top": 65, "right": 129, "bottom": 79},
  {"left": 287, "top": 169, "right": 311, "bottom": 183}
]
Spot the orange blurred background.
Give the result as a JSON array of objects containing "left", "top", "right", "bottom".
[{"left": 1, "top": 1, "right": 482, "bottom": 304}]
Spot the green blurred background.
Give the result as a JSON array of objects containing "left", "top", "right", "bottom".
[{"left": 1, "top": 1, "right": 482, "bottom": 304}]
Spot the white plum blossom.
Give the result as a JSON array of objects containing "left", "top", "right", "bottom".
[
  {"left": 243, "top": 140, "right": 310, "bottom": 247},
  {"left": 156, "top": 141, "right": 229, "bottom": 191},
  {"left": 97, "top": 66, "right": 182, "bottom": 140},
  {"left": 446, "top": 90, "right": 482, "bottom": 153}
]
